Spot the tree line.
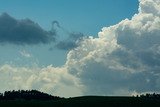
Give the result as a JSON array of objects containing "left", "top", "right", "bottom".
[
  {"left": 1, "top": 90, "right": 160, "bottom": 101},
  {"left": 139, "top": 93, "right": 160, "bottom": 99},
  {"left": 0, "top": 90, "right": 62, "bottom": 101}
]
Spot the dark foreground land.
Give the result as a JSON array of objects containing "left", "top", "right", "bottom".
[
  {"left": 1, "top": 96, "right": 160, "bottom": 107},
  {"left": 0, "top": 90, "right": 160, "bottom": 107}
]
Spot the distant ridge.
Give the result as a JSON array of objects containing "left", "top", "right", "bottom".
[
  {"left": 0, "top": 90, "right": 62, "bottom": 101},
  {"left": 0, "top": 91, "right": 160, "bottom": 107}
]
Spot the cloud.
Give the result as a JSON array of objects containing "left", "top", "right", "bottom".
[
  {"left": 0, "top": 64, "right": 83, "bottom": 97},
  {"left": 0, "top": 12, "right": 86, "bottom": 49},
  {"left": 19, "top": 50, "right": 31, "bottom": 58},
  {"left": 55, "top": 32, "right": 85, "bottom": 50},
  {"left": 65, "top": 0, "right": 160, "bottom": 95},
  {"left": 52, "top": 21, "right": 61, "bottom": 28},
  {"left": 0, "top": 13, "right": 56, "bottom": 45}
]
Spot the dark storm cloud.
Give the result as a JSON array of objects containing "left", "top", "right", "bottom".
[
  {"left": 55, "top": 32, "right": 85, "bottom": 50},
  {"left": 0, "top": 12, "right": 86, "bottom": 50},
  {"left": 0, "top": 13, "right": 56, "bottom": 45}
]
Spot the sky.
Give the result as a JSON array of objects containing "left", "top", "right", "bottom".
[
  {"left": 0, "top": 0, "right": 160, "bottom": 97},
  {"left": 0, "top": 0, "right": 138, "bottom": 66}
]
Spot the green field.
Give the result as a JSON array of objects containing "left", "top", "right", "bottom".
[{"left": 0, "top": 96, "right": 160, "bottom": 107}]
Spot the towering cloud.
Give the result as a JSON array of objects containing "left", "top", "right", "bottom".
[
  {"left": 66, "top": 0, "right": 160, "bottom": 95},
  {"left": 0, "top": 13, "right": 55, "bottom": 45}
]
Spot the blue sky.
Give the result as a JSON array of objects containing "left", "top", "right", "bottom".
[
  {"left": 0, "top": 0, "right": 138, "bottom": 34},
  {"left": 0, "top": 0, "right": 139, "bottom": 66}
]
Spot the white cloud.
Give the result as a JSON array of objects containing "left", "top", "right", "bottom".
[
  {"left": 66, "top": 0, "right": 160, "bottom": 95},
  {"left": 19, "top": 50, "right": 31, "bottom": 58},
  {"left": 0, "top": 64, "right": 83, "bottom": 97}
]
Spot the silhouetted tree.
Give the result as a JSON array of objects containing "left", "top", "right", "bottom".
[
  {"left": 0, "top": 93, "right": 3, "bottom": 100},
  {"left": 0, "top": 90, "right": 62, "bottom": 101},
  {"left": 140, "top": 93, "right": 160, "bottom": 100}
]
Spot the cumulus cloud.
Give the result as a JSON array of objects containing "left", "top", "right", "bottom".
[
  {"left": 0, "top": 64, "right": 82, "bottom": 97},
  {"left": 66, "top": 0, "right": 160, "bottom": 95},
  {"left": 0, "top": 13, "right": 55, "bottom": 45}
]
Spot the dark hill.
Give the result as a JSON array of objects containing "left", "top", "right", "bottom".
[
  {"left": 0, "top": 90, "right": 62, "bottom": 101},
  {"left": 0, "top": 90, "right": 160, "bottom": 107}
]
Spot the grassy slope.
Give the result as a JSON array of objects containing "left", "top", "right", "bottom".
[{"left": 0, "top": 96, "right": 160, "bottom": 107}]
